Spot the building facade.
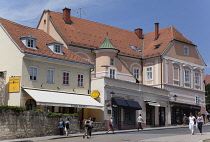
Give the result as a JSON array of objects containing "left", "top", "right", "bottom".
[
  {"left": 37, "top": 7, "right": 206, "bottom": 128},
  {"left": 0, "top": 17, "right": 103, "bottom": 121}
]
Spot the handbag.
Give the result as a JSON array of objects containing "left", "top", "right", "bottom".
[{"left": 109, "top": 122, "right": 112, "bottom": 126}]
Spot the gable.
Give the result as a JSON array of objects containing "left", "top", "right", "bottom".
[{"left": 164, "top": 41, "right": 205, "bottom": 66}]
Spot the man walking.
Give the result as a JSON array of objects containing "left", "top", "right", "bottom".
[{"left": 137, "top": 114, "right": 143, "bottom": 131}]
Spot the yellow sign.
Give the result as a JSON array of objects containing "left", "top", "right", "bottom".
[
  {"left": 9, "top": 76, "right": 21, "bottom": 92},
  {"left": 91, "top": 90, "right": 100, "bottom": 98}
]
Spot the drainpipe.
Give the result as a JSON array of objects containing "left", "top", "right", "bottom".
[
  {"left": 160, "top": 56, "right": 163, "bottom": 89},
  {"left": 141, "top": 39, "right": 144, "bottom": 84}
]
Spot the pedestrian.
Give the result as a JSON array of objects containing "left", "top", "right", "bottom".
[
  {"left": 106, "top": 117, "right": 115, "bottom": 134},
  {"left": 83, "top": 118, "right": 90, "bottom": 139},
  {"left": 58, "top": 118, "right": 65, "bottom": 136},
  {"left": 88, "top": 117, "right": 93, "bottom": 137},
  {"left": 197, "top": 112, "right": 204, "bottom": 135},
  {"left": 189, "top": 112, "right": 196, "bottom": 135},
  {"left": 182, "top": 114, "right": 188, "bottom": 126},
  {"left": 137, "top": 114, "right": 144, "bottom": 131},
  {"left": 64, "top": 117, "right": 70, "bottom": 136}
]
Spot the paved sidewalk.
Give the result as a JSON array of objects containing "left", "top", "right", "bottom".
[{"left": 1, "top": 123, "right": 210, "bottom": 142}]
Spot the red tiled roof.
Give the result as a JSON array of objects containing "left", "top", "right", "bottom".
[
  {"left": 204, "top": 75, "right": 210, "bottom": 84},
  {"left": 49, "top": 11, "right": 194, "bottom": 59},
  {"left": 0, "top": 17, "right": 90, "bottom": 64}
]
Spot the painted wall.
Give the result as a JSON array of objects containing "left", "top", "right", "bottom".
[{"left": 0, "top": 25, "right": 24, "bottom": 106}]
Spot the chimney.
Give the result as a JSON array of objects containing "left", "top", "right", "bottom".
[
  {"left": 135, "top": 28, "right": 143, "bottom": 39},
  {"left": 62, "top": 8, "right": 71, "bottom": 24},
  {"left": 155, "top": 23, "right": 159, "bottom": 40}
]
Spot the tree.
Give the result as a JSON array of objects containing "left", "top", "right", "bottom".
[{"left": 205, "top": 84, "right": 210, "bottom": 111}]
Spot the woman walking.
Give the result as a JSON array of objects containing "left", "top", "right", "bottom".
[
  {"left": 65, "top": 117, "right": 70, "bottom": 136},
  {"left": 58, "top": 118, "right": 65, "bottom": 136},
  {"left": 88, "top": 117, "right": 93, "bottom": 137},
  {"left": 106, "top": 117, "right": 115, "bottom": 134},
  {"left": 197, "top": 112, "right": 204, "bottom": 135},
  {"left": 189, "top": 112, "right": 196, "bottom": 135},
  {"left": 83, "top": 118, "right": 90, "bottom": 139}
]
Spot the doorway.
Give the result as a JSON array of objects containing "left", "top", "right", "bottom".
[
  {"left": 112, "top": 107, "right": 121, "bottom": 130},
  {"left": 159, "top": 107, "right": 165, "bottom": 126},
  {"left": 146, "top": 104, "right": 155, "bottom": 126}
]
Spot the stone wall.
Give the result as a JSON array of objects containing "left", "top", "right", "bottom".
[
  {"left": 0, "top": 111, "right": 79, "bottom": 140},
  {"left": 0, "top": 71, "right": 6, "bottom": 106}
]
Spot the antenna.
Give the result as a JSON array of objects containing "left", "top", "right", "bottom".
[{"left": 74, "top": 8, "right": 87, "bottom": 18}]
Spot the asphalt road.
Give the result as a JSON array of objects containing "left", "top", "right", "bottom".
[{"left": 38, "top": 125, "right": 210, "bottom": 142}]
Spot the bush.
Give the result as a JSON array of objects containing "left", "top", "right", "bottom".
[
  {"left": 0, "top": 106, "right": 26, "bottom": 112},
  {"left": 46, "top": 111, "right": 63, "bottom": 118}
]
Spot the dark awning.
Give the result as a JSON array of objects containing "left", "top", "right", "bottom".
[
  {"left": 126, "top": 100, "right": 142, "bottom": 110},
  {"left": 112, "top": 98, "right": 128, "bottom": 107}
]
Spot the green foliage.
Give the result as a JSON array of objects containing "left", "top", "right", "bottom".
[
  {"left": 0, "top": 105, "right": 26, "bottom": 112},
  {"left": 46, "top": 111, "right": 63, "bottom": 118}
]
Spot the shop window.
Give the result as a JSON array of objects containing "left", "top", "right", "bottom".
[{"left": 123, "top": 108, "right": 136, "bottom": 125}]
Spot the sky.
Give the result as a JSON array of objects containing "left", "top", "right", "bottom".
[{"left": 0, "top": 0, "right": 210, "bottom": 74}]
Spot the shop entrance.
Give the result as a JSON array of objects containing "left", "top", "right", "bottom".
[
  {"left": 146, "top": 104, "right": 155, "bottom": 126},
  {"left": 159, "top": 107, "right": 165, "bottom": 126},
  {"left": 113, "top": 107, "right": 121, "bottom": 130}
]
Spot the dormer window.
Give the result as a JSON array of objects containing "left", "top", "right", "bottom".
[
  {"left": 20, "top": 35, "right": 37, "bottom": 49},
  {"left": 46, "top": 41, "right": 63, "bottom": 54}
]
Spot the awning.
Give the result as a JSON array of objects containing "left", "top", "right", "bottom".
[
  {"left": 148, "top": 102, "right": 160, "bottom": 107},
  {"left": 112, "top": 98, "right": 128, "bottom": 107},
  {"left": 23, "top": 89, "right": 103, "bottom": 109},
  {"left": 126, "top": 100, "right": 142, "bottom": 110}
]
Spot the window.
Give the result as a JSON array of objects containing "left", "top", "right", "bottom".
[
  {"left": 54, "top": 45, "right": 62, "bottom": 53},
  {"left": 146, "top": 66, "right": 152, "bottom": 81},
  {"left": 195, "top": 72, "right": 200, "bottom": 86},
  {"left": 173, "top": 66, "right": 179, "bottom": 81},
  {"left": 27, "top": 39, "right": 34, "bottom": 48},
  {"left": 78, "top": 74, "right": 84, "bottom": 87},
  {"left": 195, "top": 96, "right": 199, "bottom": 104},
  {"left": 129, "top": 45, "right": 141, "bottom": 52},
  {"left": 184, "top": 69, "right": 190, "bottom": 83},
  {"left": 124, "top": 108, "right": 136, "bottom": 125},
  {"left": 134, "top": 67, "right": 140, "bottom": 79},
  {"left": 184, "top": 46, "right": 189, "bottom": 55},
  {"left": 110, "top": 58, "right": 115, "bottom": 66},
  {"left": 109, "top": 68, "right": 116, "bottom": 79},
  {"left": 47, "top": 69, "right": 54, "bottom": 83},
  {"left": 63, "top": 71, "right": 70, "bottom": 85},
  {"left": 29, "top": 66, "right": 38, "bottom": 81}
]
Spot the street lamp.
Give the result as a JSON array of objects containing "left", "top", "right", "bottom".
[
  {"left": 173, "top": 94, "right": 177, "bottom": 101},
  {"left": 110, "top": 91, "right": 115, "bottom": 96}
]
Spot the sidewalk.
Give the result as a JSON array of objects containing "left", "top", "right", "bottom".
[{"left": 1, "top": 123, "right": 210, "bottom": 142}]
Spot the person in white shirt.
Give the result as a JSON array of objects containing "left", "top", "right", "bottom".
[
  {"left": 197, "top": 112, "right": 204, "bottom": 135},
  {"left": 106, "top": 117, "right": 114, "bottom": 134},
  {"left": 189, "top": 112, "right": 196, "bottom": 135},
  {"left": 137, "top": 114, "right": 143, "bottom": 131}
]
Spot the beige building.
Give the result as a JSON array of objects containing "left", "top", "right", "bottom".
[
  {"left": 37, "top": 8, "right": 175, "bottom": 129},
  {"left": 0, "top": 17, "right": 103, "bottom": 121}
]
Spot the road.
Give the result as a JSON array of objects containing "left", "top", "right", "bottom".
[{"left": 37, "top": 125, "right": 210, "bottom": 142}]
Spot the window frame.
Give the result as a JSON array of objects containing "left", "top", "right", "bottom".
[
  {"left": 173, "top": 66, "right": 180, "bottom": 81},
  {"left": 195, "top": 96, "right": 199, "bottom": 104},
  {"left": 133, "top": 67, "right": 140, "bottom": 79},
  {"left": 63, "top": 71, "right": 70, "bottom": 85},
  {"left": 78, "top": 73, "right": 84, "bottom": 87},
  {"left": 184, "top": 69, "right": 190, "bottom": 84},
  {"left": 110, "top": 58, "right": 115, "bottom": 66},
  {"left": 54, "top": 44, "right": 62, "bottom": 54},
  {"left": 109, "top": 68, "right": 116, "bottom": 79},
  {"left": 184, "top": 46, "right": 189, "bottom": 55},
  {"left": 29, "top": 66, "right": 38, "bottom": 81},
  {"left": 46, "top": 68, "right": 54, "bottom": 84},
  {"left": 194, "top": 71, "right": 200, "bottom": 86},
  {"left": 146, "top": 66, "right": 153, "bottom": 81},
  {"left": 27, "top": 38, "right": 36, "bottom": 49}
]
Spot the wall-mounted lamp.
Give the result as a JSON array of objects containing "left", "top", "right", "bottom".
[
  {"left": 173, "top": 94, "right": 177, "bottom": 101},
  {"left": 110, "top": 91, "right": 115, "bottom": 96}
]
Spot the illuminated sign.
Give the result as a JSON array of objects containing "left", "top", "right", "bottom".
[
  {"left": 9, "top": 76, "right": 20, "bottom": 92},
  {"left": 91, "top": 90, "right": 100, "bottom": 98}
]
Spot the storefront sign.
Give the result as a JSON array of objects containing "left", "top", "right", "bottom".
[
  {"left": 9, "top": 76, "right": 20, "bottom": 92},
  {"left": 91, "top": 90, "right": 100, "bottom": 98}
]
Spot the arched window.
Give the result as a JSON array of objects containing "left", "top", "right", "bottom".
[{"left": 25, "top": 99, "right": 36, "bottom": 110}]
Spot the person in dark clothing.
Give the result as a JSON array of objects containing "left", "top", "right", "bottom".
[{"left": 58, "top": 118, "right": 65, "bottom": 135}]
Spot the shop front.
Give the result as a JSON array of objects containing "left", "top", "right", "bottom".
[{"left": 171, "top": 102, "right": 200, "bottom": 125}]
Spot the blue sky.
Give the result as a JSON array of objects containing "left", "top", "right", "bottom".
[{"left": 0, "top": 0, "right": 210, "bottom": 74}]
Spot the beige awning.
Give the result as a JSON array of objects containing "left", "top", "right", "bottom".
[{"left": 24, "top": 89, "right": 103, "bottom": 109}]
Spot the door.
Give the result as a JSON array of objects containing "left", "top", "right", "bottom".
[
  {"left": 146, "top": 104, "right": 155, "bottom": 126},
  {"left": 113, "top": 107, "right": 121, "bottom": 130},
  {"left": 159, "top": 107, "right": 165, "bottom": 126}
]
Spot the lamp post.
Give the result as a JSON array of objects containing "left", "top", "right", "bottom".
[{"left": 173, "top": 94, "right": 177, "bottom": 101}]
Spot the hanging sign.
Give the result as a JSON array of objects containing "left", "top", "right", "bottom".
[{"left": 91, "top": 90, "right": 100, "bottom": 98}]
